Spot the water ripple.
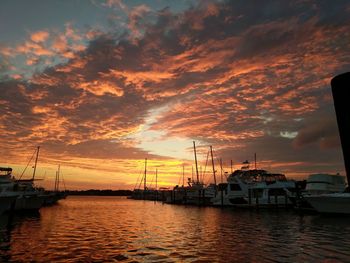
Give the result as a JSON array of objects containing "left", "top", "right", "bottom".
[{"left": 0, "top": 196, "right": 349, "bottom": 262}]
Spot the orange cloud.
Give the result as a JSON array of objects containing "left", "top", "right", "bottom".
[
  {"left": 30, "top": 30, "right": 50, "bottom": 43},
  {"left": 79, "top": 81, "right": 124, "bottom": 97}
]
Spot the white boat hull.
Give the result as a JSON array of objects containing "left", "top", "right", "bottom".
[{"left": 305, "top": 193, "right": 350, "bottom": 214}]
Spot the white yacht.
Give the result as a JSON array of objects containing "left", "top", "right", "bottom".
[
  {"left": 211, "top": 164, "right": 296, "bottom": 207},
  {"left": 0, "top": 168, "right": 19, "bottom": 214},
  {"left": 305, "top": 173, "right": 346, "bottom": 194},
  {"left": 0, "top": 167, "right": 45, "bottom": 211},
  {"left": 289, "top": 173, "right": 346, "bottom": 210}
]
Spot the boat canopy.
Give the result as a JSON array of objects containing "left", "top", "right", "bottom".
[{"left": 0, "top": 167, "right": 12, "bottom": 172}]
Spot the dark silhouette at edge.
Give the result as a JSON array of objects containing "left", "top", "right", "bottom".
[{"left": 331, "top": 72, "right": 350, "bottom": 192}]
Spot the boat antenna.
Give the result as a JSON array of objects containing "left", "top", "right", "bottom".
[
  {"left": 193, "top": 141, "right": 199, "bottom": 183},
  {"left": 254, "top": 153, "right": 257, "bottom": 170},
  {"left": 32, "top": 146, "right": 40, "bottom": 180},
  {"left": 210, "top": 146, "right": 217, "bottom": 186}
]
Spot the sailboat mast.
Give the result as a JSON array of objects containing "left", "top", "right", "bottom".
[
  {"left": 32, "top": 146, "right": 40, "bottom": 180},
  {"left": 57, "top": 164, "right": 61, "bottom": 191},
  {"left": 220, "top": 158, "right": 223, "bottom": 184},
  {"left": 155, "top": 168, "right": 158, "bottom": 191},
  {"left": 191, "top": 165, "right": 194, "bottom": 182},
  {"left": 210, "top": 146, "right": 217, "bottom": 186},
  {"left": 193, "top": 141, "right": 199, "bottom": 183},
  {"left": 54, "top": 171, "right": 58, "bottom": 192},
  {"left": 182, "top": 165, "right": 185, "bottom": 186},
  {"left": 144, "top": 158, "right": 147, "bottom": 190},
  {"left": 254, "top": 153, "right": 257, "bottom": 170},
  {"left": 230, "top": 160, "right": 233, "bottom": 173}
]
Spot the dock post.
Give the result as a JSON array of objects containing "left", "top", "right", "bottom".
[
  {"left": 284, "top": 191, "right": 288, "bottom": 208},
  {"left": 198, "top": 190, "right": 201, "bottom": 206},
  {"left": 275, "top": 194, "right": 278, "bottom": 208},
  {"left": 202, "top": 189, "right": 205, "bottom": 205},
  {"left": 268, "top": 190, "right": 271, "bottom": 204},
  {"left": 255, "top": 190, "right": 259, "bottom": 209},
  {"left": 221, "top": 189, "right": 224, "bottom": 207},
  {"left": 248, "top": 189, "right": 252, "bottom": 206}
]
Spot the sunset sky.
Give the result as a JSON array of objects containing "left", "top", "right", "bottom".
[{"left": 1, "top": 0, "right": 350, "bottom": 190}]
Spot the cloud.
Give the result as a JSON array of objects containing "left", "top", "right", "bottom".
[
  {"left": 293, "top": 114, "right": 341, "bottom": 149},
  {"left": 30, "top": 30, "right": 50, "bottom": 43}
]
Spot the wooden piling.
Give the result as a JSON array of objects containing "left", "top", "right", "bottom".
[
  {"left": 248, "top": 189, "right": 252, "bottom": 206},
  {"left": 284, "top": 191, "right": 288, "bottom": 208},
  {"left": 275, "top": 194, "right": 278, "bottom": 208}
]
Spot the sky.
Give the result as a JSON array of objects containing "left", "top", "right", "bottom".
[{"left": 1, "top": 0, "right": 350, "bottom": 190}]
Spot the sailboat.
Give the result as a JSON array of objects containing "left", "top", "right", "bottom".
[
  {"left": 14, "top": 146, "right": 46, "bottom": 211},
  {"left": 42, "top": 164, "right": 67, "bottom": 206},
  {"left": 170, "top": 142, "right": 216, "bottom": 205},
  {"left": 130, "top": 158, "right": 159, "bottom": 200}
]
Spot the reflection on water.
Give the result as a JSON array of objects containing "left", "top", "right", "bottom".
[{"left": 0, "top": 196, "right": 349, "bottom": 262}]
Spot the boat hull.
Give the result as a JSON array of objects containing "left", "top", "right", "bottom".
[
  {"left": 15, "top": 195, "right": 45, "bottom": 211},
  {"left": 0, "top": 195, "right": 17, "bottom": 214},
  {"left": 305, "top": 193, "right": 350, "bottom": 214}
]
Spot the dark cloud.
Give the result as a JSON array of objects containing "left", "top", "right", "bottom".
[{"left": 293, "top": 111, "right": 341, "bottom": 149}]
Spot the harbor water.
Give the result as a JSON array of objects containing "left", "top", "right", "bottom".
[{"left": 0, "top": 196, "right": 350, "bottom": 262}]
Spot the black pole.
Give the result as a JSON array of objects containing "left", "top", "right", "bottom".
[
  {"left": 210, "top": 146, "right": 217, "bottom": 186},
  {"left": 331, "top": 72, "right": 350, "bottom": 189},
  {"left": 254, "top": 153, "right": 257, "bottom": 170},
  {"left": 57, "top": 164, "right": 60, "bottom": 192},
  {"left": 32, "top": 146, "right": 40, "bottom": 180},
  {"left": 193, "top": 141, "right": 199, "bottom": 183},
  {"left": 144, "top": 158, "right": 147, "bottom": 191}
]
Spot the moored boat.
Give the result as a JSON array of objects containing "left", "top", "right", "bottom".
[
  {"left": 211, "top": 162, "right": 296, "bottom": 207},
  {"left": 304, "top": 193, "right": 350, "bottom": 214},
  {"left": 289, "top": 173, "right": 346, "bottom": 211},
  {"left": 301, "top": 73, "right": 350, "bottom": 214}
]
